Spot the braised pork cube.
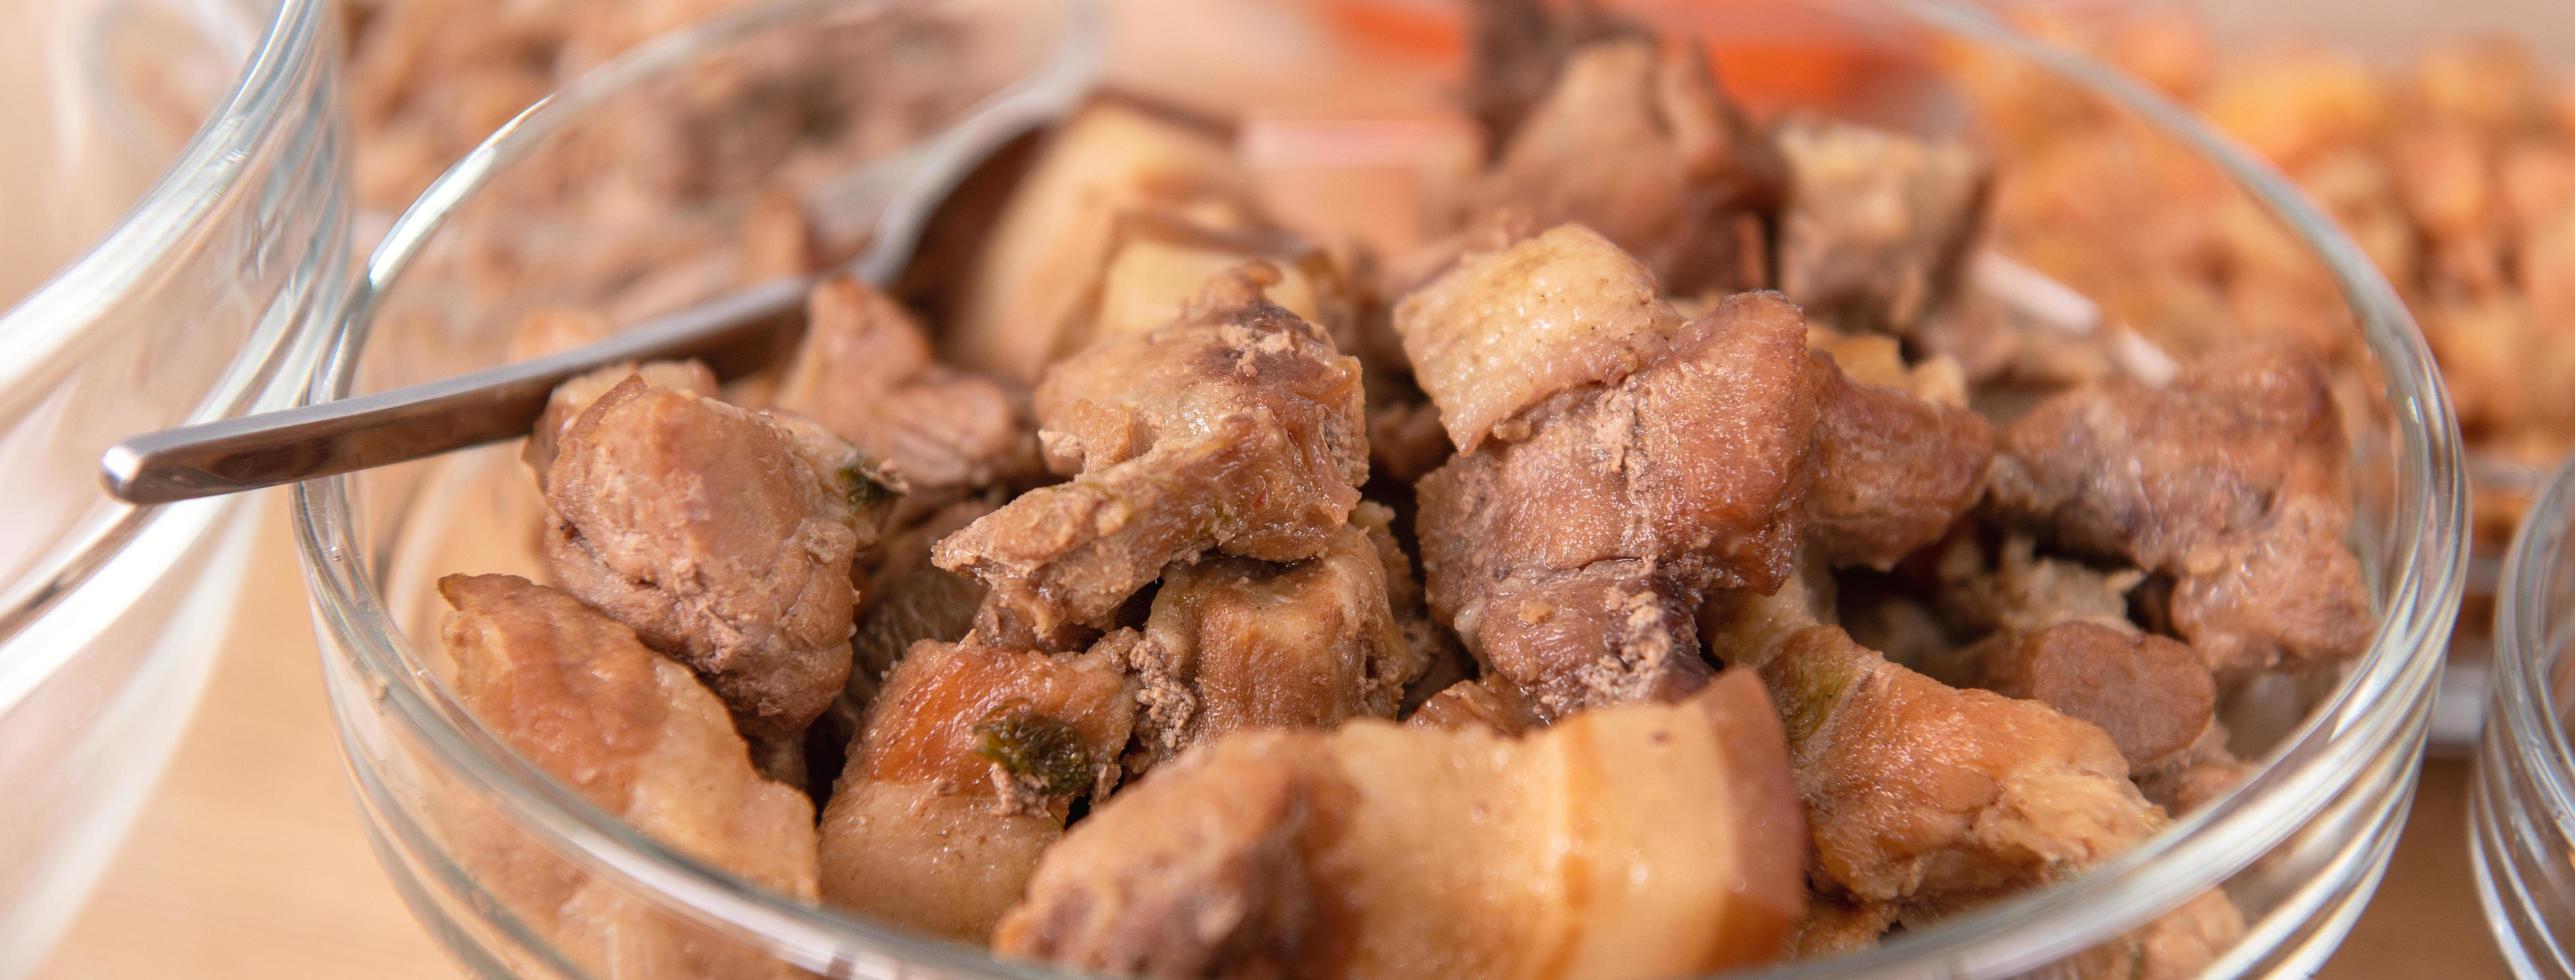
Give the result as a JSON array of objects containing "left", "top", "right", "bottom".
[
  {"left": 995, "top": 671, "right": 1806, "bottom": 978},
  {"left": 1967, "top": 621, "right": 2217, "bottom": 772},
  {"left": 437, "top": 575, "right": 818, "bottom": 978},
  {"left": 506, "top": 308, "right": 722, "bottom": 483},
  {"left": 1760, "top": 626, "right": 2162, "bottom": 904},
  {"left": 1987, "top": 345, "right": 2373, "bottom": 671},
  {"left": 1406, "top": 677, "right": 1544, "bottom": 735},
  {"left": 934, "top": 267, "right": 1368, "bottom": 645},
  {"left": 542, "top": 376, "right": 884, "bottom": 740},
  {"left": 948, "top": 100, "right": 1260, "bottom": 383},
  {"left": 1473, "top": 38, "right": 1786, "bottom": 296},
  {"left": 774, "top": 278, "right": 1033, "bottom": 510},
  {"left": 1349, "top": 500, "right": 1472, "bottom": 707},
  {"left": 1122, "top": 521, "right": 1423, "bottom": 773},
  {"left": 1075, "top": 211, "right": 1358, "bottom": 356},
  {"left": 1776, "top": 118, "right": 1991, "bottom": 337},
  {"left": 818, "top": 640, "right": 1135, "bottom": 942},
  {"left": 1415, "top": 291, "right": 1821, "bottom": 718},
  {"left": 1804, "top": 363, "right": 1995, "bottom": 569},
  {"left": 1392, "top": 223, "right": 1685, "bottom": 452}
]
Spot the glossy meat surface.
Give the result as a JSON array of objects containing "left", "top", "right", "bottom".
[
  {"left": 437, "top": 574, "right": 818, "bottom": 978},
  {"left": 542, "top": 376, "right": 879, "bottom": 738}
]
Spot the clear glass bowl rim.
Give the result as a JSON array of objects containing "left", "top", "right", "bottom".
[
  {"left": 2485, "top": 446, "right": 2575, "bottom": 878},
  {"left": 291, "top": 0, "right": 2468, "bottom": 976},
  {"left": 0, "top": 0, "right": 334, "bottom": 391}
]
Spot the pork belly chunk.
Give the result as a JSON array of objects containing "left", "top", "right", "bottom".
[
  {"left": 996, "top": 671, "right": 1806, "bottom": 979},
  {"left": 1987, "top": 344, "right": 2374, "bottom": 671},
  {"left": 542, "top": 375, "right": 882, "bottom": 739},
  {"left": 774, "top": 277, "right": 1033, "bottom": 509},
  {"left": 1775, "top": 118, "right": 1991, "bottom": 337},
  {"left": 1473, "top": 38, "right": 1786, "bottom": 297},
  {"left": 818, "top": 640, "right": 1135, "bottom": 942},
  {"left": 1392, "top": 222, "right": 1684, "bottom": 452},
  {"left": 1122, "top": 521, "right": 1424, "bottom": 774},
  {"left": 436, "top": 575, "right": 817, "bottom": 979},
  {"left": 948, "top": 100, "right": 1259, "bottom": 383},
  {"left": 934, "top": 267, "right": 1368, "bottom": 645},
  {"left": 1414, "top": 290, "right": 1821, "bottom": 718}
]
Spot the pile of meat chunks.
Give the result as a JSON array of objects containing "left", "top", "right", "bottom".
[{"left": 433, "top": 5, "right": 2374, "bottom": 977}]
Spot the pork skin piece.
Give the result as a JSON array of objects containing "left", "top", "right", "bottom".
[
  {"left": 1775, "top": 118, "right": 1991, "bottom": 337},
  {"left": 1076, "top": 210, "right": 1358, "bottom": 356},
  {"left": 948, "top": 100, "right": 1259, "bottom": 384},
  {"left": 995, "top": 671, "right": 1806, "bottom": 979},
  {"left": 1988, "top": 345, "right": 2374, "bottom": 671},
  {"left": 773, "top": 277, "right": 1033, "bottom": 510},
  {"left": 436, "top": 575, "right": 817, "bottom": 979},
  {"left": 818, "top": 640, "right": 1135, "bottom": 942},
  {"left": 1122, "top": 521, "right": 1423, "bottom": 774},
  {"left": 542, "top": 376, "right": 880, "bottom": 739},
  {"left": 1473, "top": 38, "right": 1786, "bottom": 297},
  {"left": 1392, "top": 223, "right": 1685, "bottom": 452},
  {"left": 1760, "top": 625, "right": 2162, "bottom": 905},
  {"left": 1415, "top": 290, "right": 1821, "bottom": 718},
  {"left": 1804, "top": 361, "right": 1995, "bottom": 569},
  {"left": 1968, "top": 621, "right": 2217, "bottom": 773},
  {"left": 934, "top": 267, "right": 1368, "bottom": 644}
]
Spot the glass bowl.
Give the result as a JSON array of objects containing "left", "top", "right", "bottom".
[
  {"left": 0, "top": 0, "right": 347, "bottom": 971},
  {"left": 295, "top": 0, "right": 2465, "bottom": 976},
  {"left": 2473, "top": 453, "right": 2575, "bottom": 976}
]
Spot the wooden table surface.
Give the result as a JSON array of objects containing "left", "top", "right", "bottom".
[{"left": 28, "top": 492, "right": 2514, "bottom": 978}]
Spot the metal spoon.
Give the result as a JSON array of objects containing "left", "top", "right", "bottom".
[{"left": 99, "top": 55, "right": 1077, "bottom": 506}]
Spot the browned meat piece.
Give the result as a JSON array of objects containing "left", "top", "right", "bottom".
[
  {"left": 542, "top": 376, "right": 885, "bottom": 739},
  {"left": 773, "top": 277, "right": 1034, "bottom": 510},
  {"left": 996, "top": 671, "right": 1806, "bottom": 978},
  {"left": 1121, "top": 521, "right": 1424, "bottom": 774},
  {"left": 1775, "top": 118, "right": 1991, "bottom": 337},
  {"left": 524, "top": 360, "right": 720, "bottom": 486},
  {"left": 1936, "top": 532, "right": 2145, "bottom": 637},
  {"left": 1987, "top": 345, "right": 2373, "bottom": 672},
  {"left": 1968, "top": 621, "right": 2216, "bottom": 772},
  {"left": 1415, "top": 290, "right": 1821, "bottom": 718},
  {"left": 934, "top": 267, "right": 1368, "bottom": 645},
  {"left": 1391, "top": 222, "right": 1684, "bottom": 452},
  {"left": 818, "top": 640, "right": 1135, "bottom": 942},
  {"left": 1804, "top": 364, "right": 1995, "bottom": 569},
  {"left": 436, "top": 575, "right": 816, "bottom": 979},
  {"left": 1405, "top": 678, "right": 1542, "bottom": 735},
  {"left": 1758, "top": 626, "right": 2162, "bottom": 905},
  {"left": 1463, "top": 0, "right": 1638, "bottom": 145},
  {"left": 948, "top": 100, "right": 1259, "bottom": 383},
  {"left": 1074, "top": 211, "right": 1359, "bottom": 356},
  {"left": 1472, "top": 38, "right": 1785, "bottom": 296}
]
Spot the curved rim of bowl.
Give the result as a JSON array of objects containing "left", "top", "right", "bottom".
[
  {"left": 2489, "top": 452, "right": 2575, "bottom": 862},
  {"left": 294, "top": 0, "right": 2466, "bottom": 975},
  {"left": 0, "top": 0, "right": 332, "bottom": 393}
]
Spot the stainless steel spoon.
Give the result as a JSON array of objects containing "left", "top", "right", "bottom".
[{"left": 99, "top": 42, "right": 1082, "bottom": 506}]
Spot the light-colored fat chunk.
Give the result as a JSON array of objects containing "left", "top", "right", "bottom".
[{"left": 996, "top": 671, "right": 1806, "bottom": 979}]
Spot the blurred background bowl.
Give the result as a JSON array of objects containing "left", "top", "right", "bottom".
[{"left": 0, "top": 0, "right": 347, "bottom": 972}]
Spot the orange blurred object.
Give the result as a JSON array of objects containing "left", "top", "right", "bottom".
[{"left": 1309, "top": 0, "right": 1928, "bottom": 115}]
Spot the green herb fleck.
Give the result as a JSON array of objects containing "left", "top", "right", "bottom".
[
  {"left": 838, "top": 456, "right": 898, "bottom": 512},
  {"left": 971, "top": 708, "right": 1094, "bottom": 797}
]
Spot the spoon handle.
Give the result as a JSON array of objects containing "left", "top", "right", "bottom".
[{"left": 100, "top": 276, "right": 810, "bottom": 505}]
